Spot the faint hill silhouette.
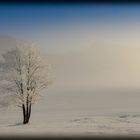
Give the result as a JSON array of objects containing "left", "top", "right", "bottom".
[{"left": 0, "top": 35, "right": 17, "bottom": 56}]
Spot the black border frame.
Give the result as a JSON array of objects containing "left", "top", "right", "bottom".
[{"left": 0, "top": 0, "right": 140, "bottom": 139}]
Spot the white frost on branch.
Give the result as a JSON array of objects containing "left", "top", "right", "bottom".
[{"left": 0, "top": 42, "right": 52, "bottom": 107}]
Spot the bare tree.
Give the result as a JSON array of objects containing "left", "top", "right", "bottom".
[{"left": 0, "top": 42, "right": 51, "bottom": 124}]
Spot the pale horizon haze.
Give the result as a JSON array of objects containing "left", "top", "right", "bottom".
[{"left": 0, "top": 5, "right": 140, "bottom": 92}]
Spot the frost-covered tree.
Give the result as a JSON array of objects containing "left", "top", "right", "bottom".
[{"left": 0, "top": 42, "right": 51, "bottom": 124}]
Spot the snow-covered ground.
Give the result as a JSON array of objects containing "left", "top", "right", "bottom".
[
  {"left": 1, "top": 88, "right": 140, "bottom": 137},
  {"left": 1, "top": 111, "right": 140, "bottom": 137}
]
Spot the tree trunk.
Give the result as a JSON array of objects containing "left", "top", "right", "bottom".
[
  {"left": 28, "top": 103, "right": 31, "bottom": 121},
  {"left": 22, "top": 104, "right": 26, "bottom": 124},
  {"left": 22, "top": 103, "right": 32, "bottom": 124},
  {"left": 26, "top": 97, "right": 29, "bottom": 123}
]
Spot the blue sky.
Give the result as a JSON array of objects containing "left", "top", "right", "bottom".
[
  {"left": 0, "top": 4, "right": 140, "bottom": 39},
  {"left": 1, "top": 5, "right": 140, "bottom": 89}
]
